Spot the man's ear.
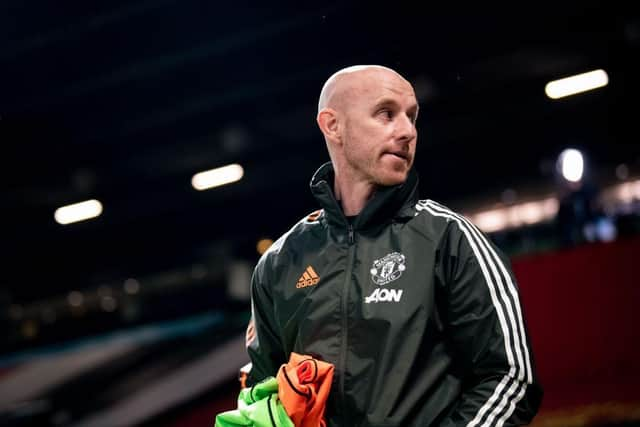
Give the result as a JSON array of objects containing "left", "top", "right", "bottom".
[{"left": 317, "top": 108, "right": 341, "bottom": 145}]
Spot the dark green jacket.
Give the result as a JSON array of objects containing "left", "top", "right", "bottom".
[{"left": 248, "top": 162, "right": 542, "bottom": 427}]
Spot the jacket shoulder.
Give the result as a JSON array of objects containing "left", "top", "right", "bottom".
[
  {"left": 410, "top": 198, "right": 483, "bottom": 246},
  {"left": 413, "top": 198, "right": 485, "bottom": 235},
  {"left": 254, "top": 209, "right": 325, "bottom": 274},
  {"left": 413, "top": 198, "right": 506, "bottom": 262},
  {"left": 411, "top": 199, "right": 461, "bottom": 231}
]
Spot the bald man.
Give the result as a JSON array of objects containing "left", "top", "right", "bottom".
[{"left": 246, "top": 65, "right": 542, "bottom": 426}]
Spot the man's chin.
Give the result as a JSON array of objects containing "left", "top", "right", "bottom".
[
  {"left": 376, "top": 156, "right": 412, "bottom": 184},
  {"left": 376, "top": 171, "right": 409, "bottom": 187}
]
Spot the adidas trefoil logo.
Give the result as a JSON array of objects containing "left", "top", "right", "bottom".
[{"left": 296, "top": 266, "right": 320, "bottom": 289}]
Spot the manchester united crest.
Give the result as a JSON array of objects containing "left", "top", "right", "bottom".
[{"left": 370, "top": 252, "right": 406, "bottom": 286}]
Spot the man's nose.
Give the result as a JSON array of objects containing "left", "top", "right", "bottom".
[{"left": 396, "top": 114, "right": 416, "bottom": 141}]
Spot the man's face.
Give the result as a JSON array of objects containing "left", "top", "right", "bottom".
[{"left": 340, "top": 70, "right": 418, "bottom": 186}]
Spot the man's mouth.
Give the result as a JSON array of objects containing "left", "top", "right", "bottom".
[{"left": 384, "top": 152, "right": 409, "bottom": 161}]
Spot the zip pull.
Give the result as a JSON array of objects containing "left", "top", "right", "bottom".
[{"left": 348, "top": 224, "right": 355, "bottom": 244}]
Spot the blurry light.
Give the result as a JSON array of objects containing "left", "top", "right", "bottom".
[
  {"left": 469, "top": 197, "right": 559, "bottom": 233},
  {"left": 618, "top": 182, "right": 635, "bottom": 203},
  {"left": 227, "top": 260, "right": 252, "bottom": 301},
  {"left": 596, "top": 217, "right": 617, "bottom": 242},
  {"left": 634, "top": 180, "right": 640, "bottom": 199},
  {"left": 615, "top": 164, "right": 629, "bottom": 180},
  {"left": 54, "top": 199, "right": 103, "bottom": 225},
  {"left": 67, "top": 291, "right": 84, "bottom": 307},
  {"left": 543, "top": 198, "right": 560, "bottom": 216},
  {"left": 124, "top": 278, "right": 140, "bottom": 295},
  {"left": 472, "top": 210, "right": 508, "bottom": 233},
  {"left": 506, "top": 207, "right": 522, "bottom": 228},
  {"left": 545, "top": 69, "right": 608, "bottom": 99},
  {"left": 257, "top": 238, "right": 274, "bottom": 255},
  {"left": 558, "top": 149, "right": 584, "bottom": 183},
  {"left": 100, "top": 296, "right": 117, "bottom": 312},
  {"left": 192, "top": 164, "right": 244, "bottom": 191},
  {"left": 515, "top": 201, "right": 545, "bottom": 225},
  {"left": 21, "top": 320, "right": 38, "bottom": 339}
]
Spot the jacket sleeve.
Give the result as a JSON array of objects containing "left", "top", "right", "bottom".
[
  {"left": 246, "top": 260, "right": 287, "bottom": 385},
  {"left": 436, "top": 219, "right": 543, "bottom": 427}
]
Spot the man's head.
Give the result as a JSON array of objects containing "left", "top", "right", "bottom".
[{"left": 316, "top": 65, "right": 418, "bottom": 187}]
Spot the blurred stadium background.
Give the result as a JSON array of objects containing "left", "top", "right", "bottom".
[{"left": 1, "top": 1, "right": 639, "bottom": 426}]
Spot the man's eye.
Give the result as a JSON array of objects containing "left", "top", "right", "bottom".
[{"left": 380, "top": 109, "right": 393, "bottom": 119}]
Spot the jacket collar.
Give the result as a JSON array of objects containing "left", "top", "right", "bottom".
[{"left": 309, "top": 162, "right": 419, "bottom": 232}]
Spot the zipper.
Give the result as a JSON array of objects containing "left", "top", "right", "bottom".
[{"left": 340, "top": 222, "right": 355, "bottom": 425}]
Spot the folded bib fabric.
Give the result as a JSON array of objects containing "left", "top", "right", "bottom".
[
  {"left": 276, "top": 353, "right": 335, "bottom": 427},
  {"left": 215, "top": 377, "right": 294, "bottom": 427}
]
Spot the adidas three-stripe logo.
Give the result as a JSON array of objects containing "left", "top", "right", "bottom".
[{"left": 296, "top": 266, "right": 320, "bottom": 288}]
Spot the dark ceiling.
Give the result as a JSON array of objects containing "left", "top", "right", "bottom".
[{"left": 1, "top": 1, "right": 639, "bottom": 303}]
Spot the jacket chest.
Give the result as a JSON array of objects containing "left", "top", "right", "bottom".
[{"left": 274, "top": 230, "right": 438, "bottom": 342}]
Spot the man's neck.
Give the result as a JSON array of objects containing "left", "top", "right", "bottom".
[{"left": 333, "top": 174, "right": 377, "bottom": 217}]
